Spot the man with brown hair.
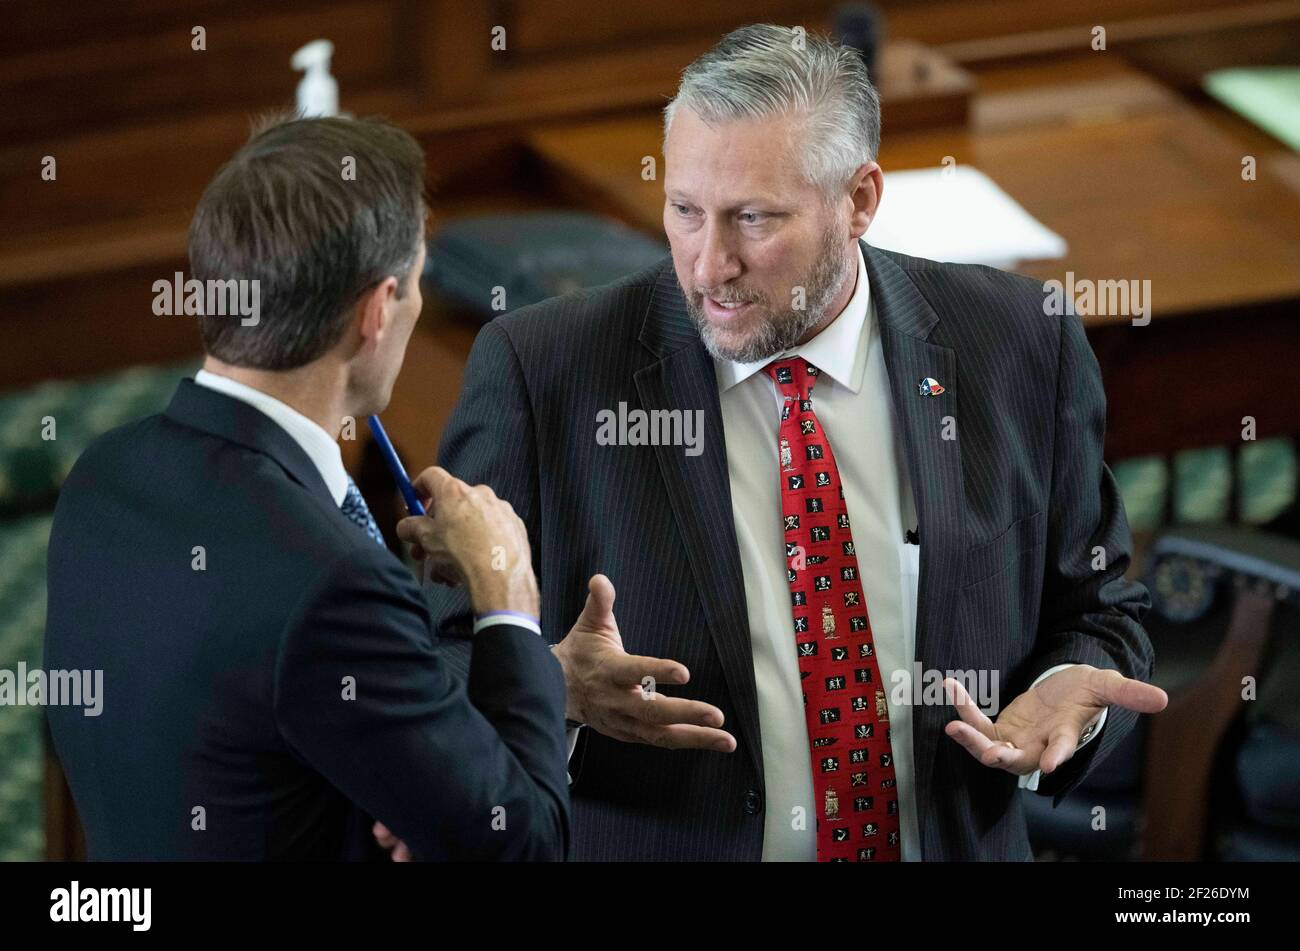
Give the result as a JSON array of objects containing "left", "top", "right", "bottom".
[{"left": 45, "top": 115, "right": 570, "bottom": 860}]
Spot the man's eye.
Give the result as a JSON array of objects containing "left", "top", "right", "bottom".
[
  {"left": 672, "top": 203, "right": 693, "bottom": 216},
  {"left": 739, "top": 212, "right": 765, "bottom": 224}
]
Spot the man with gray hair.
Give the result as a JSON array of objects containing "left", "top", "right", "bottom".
[{"left": 419, "top": 23, "right": 1165, "bottom": 861}]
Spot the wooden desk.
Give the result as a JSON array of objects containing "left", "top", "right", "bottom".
[
  {"left": 530, "top": 59, "right": 1300, "bottom": 317},
  {"left": 526, "top": 55, "right": 1300, "bottom": 459}
]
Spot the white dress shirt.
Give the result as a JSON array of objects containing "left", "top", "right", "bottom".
[{"left": 714, "top": 246, "right": 1103, "bottom": 861}]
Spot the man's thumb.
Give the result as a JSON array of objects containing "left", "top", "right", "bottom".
[{"left": 579, "top": 573, "right": 616, "bottom": 626}]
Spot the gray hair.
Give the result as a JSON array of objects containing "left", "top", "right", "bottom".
[{"left": 663, "top": 23, "right": 881, "bottom": 195}]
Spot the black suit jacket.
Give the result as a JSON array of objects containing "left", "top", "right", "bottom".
[
  {"left": 44, "top": 379, "right": 569, "bottom": 860},
  {"left": 427, "top": 240, "right": 1154, "bottom": 861}
]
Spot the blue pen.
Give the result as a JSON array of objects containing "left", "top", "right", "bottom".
[{"left": 366, "top": 415, "right": 426, "bottom": 516}]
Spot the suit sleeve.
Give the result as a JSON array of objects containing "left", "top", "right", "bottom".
[
  {"left": 273, "top": 545, "right": 569, "bottom": 860},
  {"left": 1024, "top": 309, "right": 1156, "bottom": 804}
]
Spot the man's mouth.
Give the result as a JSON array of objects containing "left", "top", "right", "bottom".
[{"left": 703, "top": 296, "right": 754, "bottom": 319}]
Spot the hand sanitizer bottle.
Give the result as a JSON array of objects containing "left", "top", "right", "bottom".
[{"left": 291, "top": 39, "right": 338, "bottom": 117}]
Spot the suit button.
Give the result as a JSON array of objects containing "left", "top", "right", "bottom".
[{"left": 743, "top": 789, "right": 762, "bottom": 815}]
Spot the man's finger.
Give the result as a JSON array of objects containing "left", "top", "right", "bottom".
[
  {"left": 945, "top": 720, "right": 1035, "bottom": 774},
  {"left": 373, "top": 821, "right": 396, "bottom": 849},
  {"left": 1090, "top": 669, "right": 1169, "bottom": 714},
  {"left": 945, "top": 719, "right": 996, "bottom": 759},
  {"left": 628, "top": 722, "right": 737, "bottom": 752},
  {"left": 945, "top": 677, "right": 996, "bottom": 741},
  {"left": 615, "top": 690, "right": 726, "bottom": 728},
  {"left": 599, "top": 710, "right": 699, "bottom": 747},
  {"left": 575, "top": 574, "right": 617, "bottom": 631},
  {"left": 1040, "top": 724, "right": 1081, "bottom": 774},
  {"left": 391, "top": 841, "right": 412, "bottom": 862},
  {"left": 409, "top": 466, "right": 454, "bottom": 506},
  {"left": 396, "top": 515, "right": 428, "bottom": 544},
  {"left": 604, "top": 652, "right": 690, "bottom": 688},
  {"left": 592, "top": 719, "right": 645, "bottom": 745}
]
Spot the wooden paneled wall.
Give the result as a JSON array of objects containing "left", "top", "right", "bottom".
[
  {"left": 2, "top": 0, "right": 1280, "bottom": 148},
  {"left": 1, "top": 0, "right": 1290, "bottom": 390}
]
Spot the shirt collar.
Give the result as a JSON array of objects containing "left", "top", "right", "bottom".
[
  {"left": 193, "top": 369, "right": 350, "bottom": 506},
  {"left": 715, "top": 242, "right": 872, "bottom": 394}
]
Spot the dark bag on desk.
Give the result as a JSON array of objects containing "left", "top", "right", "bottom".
[{"left": 424, "top": 212, "right": 667, "bottom": 321}]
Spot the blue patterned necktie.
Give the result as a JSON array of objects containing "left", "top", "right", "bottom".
[{"left": 341, "top": 476, "right": 386, "bottom": 548}]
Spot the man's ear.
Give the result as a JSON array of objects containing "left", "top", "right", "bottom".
[
  {"left": 356, "top": 276, "right": 399, "bottom": 351},
  {"left": 848, "top": 162, "right": 883, "bottom": 238}
]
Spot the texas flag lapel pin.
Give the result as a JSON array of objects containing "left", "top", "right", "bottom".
[{"left": 917, "top": 376, "right": 945, "bottom": 396}]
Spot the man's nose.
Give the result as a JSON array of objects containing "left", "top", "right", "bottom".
[{"left": 694, "top": 223, "right": 741, "bottom": 290}]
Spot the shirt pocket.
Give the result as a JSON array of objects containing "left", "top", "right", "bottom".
[{"left": 961, "top": 511, "right": 1043, "bottom": 588}]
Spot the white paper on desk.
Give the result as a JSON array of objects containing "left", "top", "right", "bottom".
[{"left": 866, "top": 166, "right": 1067, "bottom": 269}]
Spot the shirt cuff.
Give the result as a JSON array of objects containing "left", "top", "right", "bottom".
[
  {"left": 1017, "top": 663, "right": 1108, "bottom": 791},
  {"left": 564, "top": 725, "right": 583, "bottom": 786},
  {"left": 545, "top": 643, "right": 584, "bottom": 783},
  {"left": 472, "top": 612, "right": 542, "bottom": 636}
]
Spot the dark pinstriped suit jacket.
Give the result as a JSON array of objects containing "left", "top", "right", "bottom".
[{"left": 427, "top": 239, "right": 1154, "bottom": 861}]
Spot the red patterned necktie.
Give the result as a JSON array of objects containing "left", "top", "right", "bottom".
[{"left": 766, "top": 357, "right": 901, "bottom": 862}]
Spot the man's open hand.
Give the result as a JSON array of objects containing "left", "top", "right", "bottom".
[
  {"left": 552, "top": 574, "right": 737, "bottom": 753},
  {"left": 943, "top": 665, "right": 1168, "bottom": 777}
]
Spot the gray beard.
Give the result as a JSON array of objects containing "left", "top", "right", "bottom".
[{"left": 683, "top": 236, "right": 852, "bottom": 364}]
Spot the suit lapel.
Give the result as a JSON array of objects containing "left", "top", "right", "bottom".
[
  {"left": 634, "top": 265, "right": 764, "bottom": 778},
  {"left": 862, "top": 241, "right": 966, "bottom": 856}
]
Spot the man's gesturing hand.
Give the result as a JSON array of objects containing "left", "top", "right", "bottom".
[
  {"left": 552, "top": 574, "right": 737, "bottom": 753},
  {"left": 943, "top": 665, "right": 1168, "bottom": 776}
]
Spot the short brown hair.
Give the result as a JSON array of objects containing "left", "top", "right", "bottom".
[{"left": 189, "top": 114, "right": 427, "bottom": 369}]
